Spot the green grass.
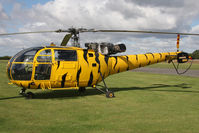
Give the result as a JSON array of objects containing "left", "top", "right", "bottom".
[
  {"left": 0, "top": 60, "right": 199, "bottom": 133},
  {"left": 146, "top": 61, "right": 199, "bottom": 70}
]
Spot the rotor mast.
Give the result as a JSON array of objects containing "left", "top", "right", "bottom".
[{"left": 70, "top": 28, "right": 80, "bottom": 47}]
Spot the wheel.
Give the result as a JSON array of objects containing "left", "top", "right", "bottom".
[
  {"left": 78, "top": 87, "right": 86, "bottom": 93},
  {"left": 106, "top": 91, "right": 115, "bottom": 98},
  {"left": 19, "top": 88, "right": 26, "bottom": 96},
  {"left": 26, "top": 92, "right": 35, "bottom": 99},
  {"left": 19, "top": 90, "right": 24, "bottom": 95}
]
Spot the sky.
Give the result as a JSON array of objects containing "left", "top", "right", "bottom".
[{"left": 0, "top": 0, "right": 199, "bottom": 56}]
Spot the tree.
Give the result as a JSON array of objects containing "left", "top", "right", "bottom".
[
  {"left": 191, "top": 50, "right": 199, "bottom": 59},
  {"left": 0, "top": 56, "right": 11, "bottom": 60}
]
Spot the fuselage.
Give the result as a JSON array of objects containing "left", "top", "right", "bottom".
[{"left": 7, "top": 46, "right": 179, "bottom": 90}]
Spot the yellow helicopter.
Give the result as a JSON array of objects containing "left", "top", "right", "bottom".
[{"left": 1, "top": 28, "right": 196, "bottom": 98}]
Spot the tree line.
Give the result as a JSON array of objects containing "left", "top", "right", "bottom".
[
  {"left": 0, "top": 56, "right": 11, "bottom": 60},
  {"left": 190, "top": 50, "right": 199, "bottom": 59}
]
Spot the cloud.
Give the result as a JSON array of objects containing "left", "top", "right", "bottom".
[
  {"left": 0, "top": 4, "right": 8, "bottom": 20},
  {"left": 0, "top": 0, "right": 199, "bottom": 56},
  {"left": 0, "top": 3, "right": 9, "bottom": 33}
]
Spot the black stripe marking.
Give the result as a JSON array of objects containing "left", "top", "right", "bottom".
[
  {"left": 144, "top": 54, "right": 148, "bottom": 59},
  {"left": 88, "top": 71, "right": 93, "bottom": 86},
  {"left": 83, "top": 49, "right": 88, "bottom": 64},
  {"left": 28, "top": 83, "right": 31, "bottom": 89},
  {"left": 37, "top": 84, "right": 41, "bottom": 89},
  {"left": 76, "top": 67, "right": 81, "bottom": 86},
  {"left": 103, "top": 72, "right": 105, "bottom": 79},
  {"left": 113, "top": 56, "right": 118, "bottom": 70},
  {"left": 104, "top": 56, "right": 109, "bottom": 66},
  {"left": 117, "top": 68, "right": 120, "bottom": 73},
  {"left": 125, "top": 56, "right": 129, "bottom": 71},
  {"left": 151, "top": 53, "right": 155, "bottom": 59},
  {"left": 95, "top": 52, "right": 101, "bottom": 73},
  {"left": 147, "top": 61, "right": 151, "bottom": 65},
  {"left": 148, "top": 53, "right": 154, "bottom": 59},
  {"left": 20, "top": 83, "right": 23, "bottom": 88},
  {"left": 136, "top": 55, "right": 138, "bottom": 61},
  {"left": 57, "top": 61, "right": 60, "bottom": 70},
  {"left": 126, "top": 56, "right": 129, "bottom": 61},
  {"left": 61, "top": 73, "right": 67, "bottom": 88},
  {"left": 159, "top": 53, "right": 162, "bottom": 59}
]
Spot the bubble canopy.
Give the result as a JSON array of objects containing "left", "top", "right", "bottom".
[{"left": 7, "top": 47, "right": 44, "bottom": 80}]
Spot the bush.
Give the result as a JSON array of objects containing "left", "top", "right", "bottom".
[
  {"left": 0, "top": 56, "right": 11, "bottom": 60},
  {"left": 191, "top": 50, "right": 199, "bottom": 59}
]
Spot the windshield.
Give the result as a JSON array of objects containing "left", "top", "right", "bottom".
[{"left": 7, "top": 47, "right": 43, "bottom": 80}]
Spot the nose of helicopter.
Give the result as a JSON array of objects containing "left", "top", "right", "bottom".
[
  {"left": 6, "top": 47, "right": 43, "bottom": 81},
  {"left": 7, "top": 57, "right": 33, "bottom": 81}
]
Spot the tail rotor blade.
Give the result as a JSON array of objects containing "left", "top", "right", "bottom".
[{"left": 60, "top": 34, "right": 72, "bottom": 46}]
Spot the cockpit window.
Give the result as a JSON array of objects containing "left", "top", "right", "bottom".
[
  {"left": 9, "top": 49, "right": 26, "bottom": 63},
  {"left": 37, "top": 56, "right": 52, "bottom": 62},
  {"left": 14, "top": 47, "right": 43, "bottom": 62},
  {"left": 37, "top": 49, "right": 52, "bottom": 62},
  {"left": 54, "top": 50, "right": 77, "bottom": 61},
  {"left": 39, "top": 49, "right": 51, "bottom": 55},
  {"left": 34, "top": 64, "right": 51, "bottom": 80},
  {"left": 11, "top": 64, "right": 33, "bottom": 80}
]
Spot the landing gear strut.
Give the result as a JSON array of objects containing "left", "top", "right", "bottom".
[
  {"left": 19, "top": 88, "right": 35, "bottom": 99},
  {"left": 93, "top": 71, "right": 115, "bottom": 98}
]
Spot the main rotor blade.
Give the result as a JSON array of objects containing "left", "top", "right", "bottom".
[
  {"left": 0, "top": 30, "right": 55, "bottom": 36},
  {"left": 0, "top": 29, "right": 70, "bottom": 36},
  {"left": 90, "top": 30, "right": 199, "bottom": 36},
  {"left": 60, "top": 34, "right": 72, "bottom": 46},
  {"left": 1, "top": 28, "right": 199, "bottom": 36}
]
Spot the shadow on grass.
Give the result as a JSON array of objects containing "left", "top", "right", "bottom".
[
  {"left": 0, "top": 83, "right": 197, "bottom": 100},
  {"left": 0, "top": 96, "right": 23, "bottom": 100},
  {"left": 33, "top": 83, "right": 196, "bottom": 99}
]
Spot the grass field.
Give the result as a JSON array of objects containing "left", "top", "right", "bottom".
[
  {"left": 146, "top": 60, "right": 199, "bottom": 70},
  {"left": 0, "top": 60, "right": 199, "bottom": 133}
]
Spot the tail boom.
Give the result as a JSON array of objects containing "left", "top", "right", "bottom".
[{"left": 109, "top": 52, "right": 180, "bottom": 75}]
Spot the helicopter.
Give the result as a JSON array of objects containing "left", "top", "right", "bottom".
[{"left": 1, "top": 28, "right": 196, "bottom": 99}]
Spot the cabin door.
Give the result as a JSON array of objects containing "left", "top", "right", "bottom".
[
  {"left": 34, "top": 49, "right": 52, "bottom": 81},
  {"left": 32, "top": 49, "right": 53, "bottom": 90},
  {"left": 51, "top": 49, "right": 78, "bottom": 88}
]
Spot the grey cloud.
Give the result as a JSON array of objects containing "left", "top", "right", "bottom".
[
  {"left": 0, "top": 4, "right": 8, "bottom": 20},
  {"left": 125, "top": 0, "right": 184, "bottom": 8},
  {"left": 0, "top": 0, "right": 199, "bottom": 56},
  {"left": 105, "top": 0, "right": 144, "bottom": 19},
  {"left": 0, "top": 3, "right": 9, "bottom": 32}
]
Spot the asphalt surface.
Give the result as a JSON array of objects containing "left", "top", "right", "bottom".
[{"left": 133, "top": 67, "right": 199, "bottom": 77}]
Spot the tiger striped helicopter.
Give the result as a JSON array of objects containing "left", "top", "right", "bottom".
[{"left": 1, "top": 28, "right": 195, "bottom": 98}]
